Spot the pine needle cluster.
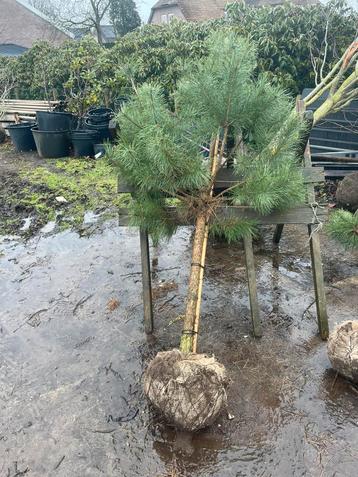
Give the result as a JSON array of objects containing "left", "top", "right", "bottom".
[
  {"left": 112, "top": 31, "right": 306, "bottom": 241},
  {"left": 327, "top": 210, "right": 358, "bottom": 249}
]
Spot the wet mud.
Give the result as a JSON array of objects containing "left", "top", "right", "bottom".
[{"left": 0, "top": 220, "right": 357, "bottom": 477}]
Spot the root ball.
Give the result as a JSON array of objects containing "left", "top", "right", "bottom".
[
  {"left": 143, "top": 349, "right": 228, "bottom": 431},
  {"left": 336, "top": 172, "right": 358, "bottom": 212},
  {"left": 327, "top": 320, "right": 358, "bottom": 383}
]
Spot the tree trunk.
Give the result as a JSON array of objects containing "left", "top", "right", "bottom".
[
  {"left": 180, "top": 213, "right": 208, "bottom": 353},
  {"left": 179, "top": 133, "right": 224, "bottom": 353}
]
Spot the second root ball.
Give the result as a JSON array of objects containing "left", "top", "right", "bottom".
[{"left": 327, "top": 320, "right": 358, "bottom": 383}]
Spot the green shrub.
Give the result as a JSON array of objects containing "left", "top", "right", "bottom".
[{"left": 2, "top": 1, "right": 356, "bottom": 104}]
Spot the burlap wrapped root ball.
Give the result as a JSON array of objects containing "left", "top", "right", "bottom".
[
  {"left": 143, "top": 349, "right": 229, "bottom": 431},
  {"left": 327, "top": 320, "right": 358, "bottom": 383},
  {"left": 336, "top": 172, "right": 358, "bottom": 212}
]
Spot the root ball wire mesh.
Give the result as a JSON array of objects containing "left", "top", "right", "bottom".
[{"left": 143, "top": 349, "right": 229, "bottom": 431}]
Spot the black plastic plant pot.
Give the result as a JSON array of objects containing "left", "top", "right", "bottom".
[
  {"left": 114, "top": 96, "right": 130, "bottom": 112},
  {"left": 32, "top": 128, "right": 70, "bottom": 158},
  {"left": 5, "top": 122, "right": 36, "bottom": 152},
  {"left": 86, "top": 107, "right": 114, "bottom": 125},
  {"left": 72, "top": 137, "right": 95, "bottom": 158},
  {"left": 84, "top": 120, "right": 111, "bottom": 141},
  {"left": 88, "top": 106, "right": 113, "bottom": 116},
  {"left": 36, "top": 111, "right": 74, "bottom": 132}
]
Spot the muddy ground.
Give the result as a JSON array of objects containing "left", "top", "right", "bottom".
[{"left": 1, "top": 148, "right": 358, "bottom": 477}]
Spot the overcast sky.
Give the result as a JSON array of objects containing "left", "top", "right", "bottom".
[{"left": 137, "top": 0, "right": 358, "bottom": 22}]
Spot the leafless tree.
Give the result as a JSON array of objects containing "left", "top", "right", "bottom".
[
  {"left": 29, "top": 0, "right": 112, "bottom": 44},
  {"left": 0, "top": 61, "right": 16, "bottom": 120}
]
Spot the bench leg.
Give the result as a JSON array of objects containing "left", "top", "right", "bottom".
[
  {"left": 273, "top": 224, "right": 284, "bottom": 244},
  {"left": 308, "top": 225, "right": 329, "bottom": 340},
  {"left": 140, "top": 228, "right": 154, "bottom": 334},
  {"left": 243, "top": 235, "right": 263, "bottom": 338}
]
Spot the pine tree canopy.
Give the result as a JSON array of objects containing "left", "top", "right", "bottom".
[
  {"left": 113, "top": 31, "right": 306, "bottom": 242},
  {"left": 110, "top": 0, "right": 141, "bottom": 37}
]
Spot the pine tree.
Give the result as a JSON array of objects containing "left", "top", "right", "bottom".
[
  {"left": 113, "top": 31, "right": 306, "bottom": 353},
  {"left": 110, "top": 0, "right": 141, "bottom": 37}
]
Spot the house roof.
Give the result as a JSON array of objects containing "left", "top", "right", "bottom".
[
  {"left": 15, "top": 0, "right": 74, "bottom": 39},
  {"left": 148, "top": 0, "right": 319, "bottom": 23},
  {"left": 178, "top": 0, "right": 228, "bottom": 21},
  {"left": 246, "top": 0, "right": 318, "bottom": 4},
  {"left": 148, "top": 0, "right": 228, "bottom": 22},
  {"left": 0, "top": 43, "right": 28, "bottom": 57}
]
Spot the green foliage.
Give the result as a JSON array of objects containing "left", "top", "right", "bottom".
[
  {"left": 9, "top": 37, "right": 104, "bottom": 112},
  {"left": 110, "top": 0, "right": 141, "bottom": 37},
  {"left": 104, "top": 20, "right": 217, "bottom": 104},
  {"left": 60, "top": 37, "right": 104, "bottom": 115},
  {"left": 210, "top": 217, "right": 258, "bottom": 243},
  {"left": 112, "top": 31, "right": 305, "bottom": 242},
  {"left": 327, "top": 210, "right": 358, "bottom": 249},
  {"left": 226, "top": 0, "right": 357, "bottom": 94}
]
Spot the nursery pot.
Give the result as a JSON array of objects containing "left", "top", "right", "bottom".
[
  {"left": 32, "top": 127, "right": 70, "bottom": 158},
  {"left": 84, "top": 119, "right": 111, "bottom": 142},
  {"left": 71, "top": 130, "right": 99, "bottom": 157},
  {"left": 114, "top": 96, "right": 129, "bottom": 112},
  {"left": 87, "top": 107, "right": 114, "bottom": 123},
  {"left": 36, "top": 111, "right": 74, "bottom": 132},
  {"left": 5, "top": 122, "right": 36, "bottom": 152}
]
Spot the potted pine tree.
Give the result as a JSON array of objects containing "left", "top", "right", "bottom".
[{"left": 113, "top": 32, "right": 306, "bottom": 431}]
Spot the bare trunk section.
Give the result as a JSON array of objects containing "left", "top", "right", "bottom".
[
  {"left": 180, "top": 213, "right": 208, "bottom": 353},
  {"left": 179, "top": 131, "right": 226, "bottom": 353}
]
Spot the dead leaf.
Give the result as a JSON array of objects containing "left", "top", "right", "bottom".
[{"left": 107, "top": 299, "right": 120, "bottom": 312}]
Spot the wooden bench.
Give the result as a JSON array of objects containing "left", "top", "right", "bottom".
[
  {"left": 0, "top": 99, "right": 61, "bottom": 124},
  {"left": 117, "top": 163, "right": 329, "bottom": 340}
]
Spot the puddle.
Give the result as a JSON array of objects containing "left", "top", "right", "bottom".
[
  {"left": 40, "top": 220, "right": 56, "bottom": 235},
  {"left": 20, "top": 217, "right": 32, "bottom": 231},
  {"left": 0, "top": 221, "right": 357, "bottom": 476},
  {"left": 83, "top": 211, "right": 100, "bottom": 224}
]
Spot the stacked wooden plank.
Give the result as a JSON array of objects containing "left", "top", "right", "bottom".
[{"left": 0, "top": 99, "right": 60, "bottom": 124}]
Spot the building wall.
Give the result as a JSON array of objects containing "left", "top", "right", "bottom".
[
  {"left": 150, "top": 6, "right": 185, "bottom": 25},
  {"left": 0, "top": 0, "right": 70, "bottom": 49}
]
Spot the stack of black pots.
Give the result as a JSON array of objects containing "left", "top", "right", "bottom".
[
  {"left": 84, "top": 107, "right": 114, "bottom": 143},
  {"left": 32, "top": 111, "right": 73, "bottom": 158}
]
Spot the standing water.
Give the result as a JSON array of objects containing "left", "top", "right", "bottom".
[{"left": 0, "top": 221, "right": 357, "bottom": 476}]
